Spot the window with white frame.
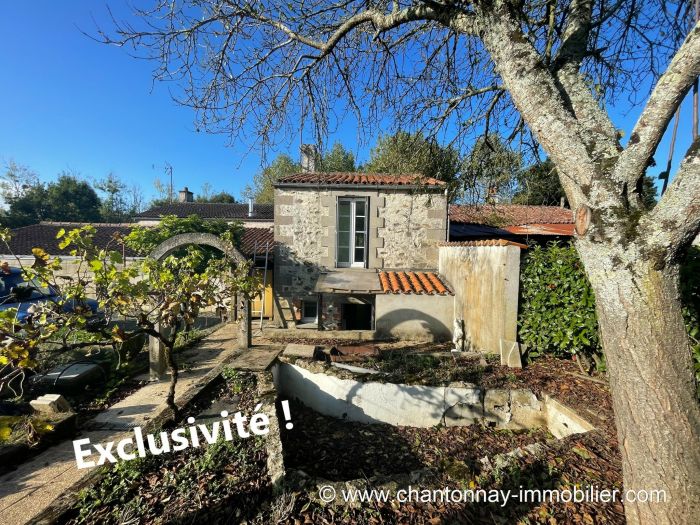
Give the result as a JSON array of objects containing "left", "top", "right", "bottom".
[{"left": 336, "top": 197, "right": 368, "bottom": 267}]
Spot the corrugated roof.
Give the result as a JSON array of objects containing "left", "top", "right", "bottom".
[
  {"left": 277, "top": 172, "right": 446, "bottom": 187},
  {"left": 449, "top": 204, "right": 573, "bottom": 226},
  {"left": 378, "top": 271, "right": 452, "bottom": 295},
  {"left": 440, "top": 239, "right": 528, "bottom": 249},
  {"left": 135, "top": 202, "right": 274, "bottom": 220},
  {"left": 4, "top": 222, "right": 268, "bottom": 258}
]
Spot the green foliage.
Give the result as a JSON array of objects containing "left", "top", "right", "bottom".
[
  {"left": 512, "top": 159, "right": 567, "bottom": 206},
  {"left": 680, "top": 247, "right": 700, "bottom": 395},
  {"left": 365, "top": 131, "right": 462, "bottom": 200},
  {"left": 1, "top": 173, "right": 101, "bottom": 228},
  {"left": 318, "top": 142, "right": 356, "bottom": 172},
  {"left": 0, "top": 226, "right": 260, "bottom": 408},
  {"left": 94, "top": 173, "right": 142, "bottom": 222},
  {"left": 518, "top": 242, "right": 601, "bottom": 360},
  {"left": 124, "top": 214, "right": 243, "bottom": 256},
  {"left": 199, "top": 191, "right": 236, "bottom": 203},
  {"left": 241, "top": 154, "right": 299, "bottom": 204},
  {"left": 461, "top": 134, "right": 522, "bottom": 204}
]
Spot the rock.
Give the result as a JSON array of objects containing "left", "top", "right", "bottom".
[
  {"left": 444, "top": 386, "right": 482, "bottom": 426},
  {"left": 509, "top": 389, "right": 545, "bottom": 429},
  {"left": 500, "top": 339, "right": 523, "bottom": 368},
  {"left": 30, "top": 394, "right": 72, "bottom": 414},
  {"left": 484, "top": 389, "right": 511, "bottom": 425},
  {"left": 283, "top": 343, "right": 318, "bottom": 358}
]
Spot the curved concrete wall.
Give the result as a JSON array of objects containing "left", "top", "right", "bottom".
[{"left": 273, "top": 362, "right": 593, "bottom": 437}]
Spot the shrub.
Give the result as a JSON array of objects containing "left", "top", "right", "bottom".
[
  {"left": 518, "top": 242, "right": 600, "bottom": 360},
  {"left": 680, "top": 247, "right": 700, "bottom": 395}
]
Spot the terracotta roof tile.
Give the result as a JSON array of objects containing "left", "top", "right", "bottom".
[
  {"left": 3, "top": 223, "right": 270, "bottom": 258},
  {"left": 239, "top": 228, "right": 275, "bottom": 256},
  {"left": 440, "top": 239, "right": 528, "bottom": 249},
  {"left": 449, "top": 204, "right": 573, "bottom": 226},
  {"left": 379, "top": 271, "right": 452, "bottom": 295},
  {"left": 277, "top": 172, "right": 446, "bottom": 187}
]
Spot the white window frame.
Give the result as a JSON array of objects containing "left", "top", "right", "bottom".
[{"left": 336, "top": 197, "right": 368, "bottom": 268}]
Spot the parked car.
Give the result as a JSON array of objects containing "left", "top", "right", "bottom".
[{"left": 0, "top": 267, "right": 104, "bottom": 326}]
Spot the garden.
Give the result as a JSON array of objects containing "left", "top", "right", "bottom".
[{"left": 1, "top": 231, "right": 699, "bottom": 525}]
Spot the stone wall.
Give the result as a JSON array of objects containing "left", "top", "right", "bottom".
[{"left": 439, "top": 245, "right": 522, "bottom": 353}]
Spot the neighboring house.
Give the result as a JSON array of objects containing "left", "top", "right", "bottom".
[
  {"left": 449, "top": 204, "right": 574, "bottom": 243},
  {"left": 273, "top": 172, "right": 454, "bottom": 340},
  {"left": 134, "top": 187, "right": 274, "bottom": 229}
]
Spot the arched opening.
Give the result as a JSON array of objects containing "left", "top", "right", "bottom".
[{"left": 147, "top": 233, "right": 247, "bottom": 379}]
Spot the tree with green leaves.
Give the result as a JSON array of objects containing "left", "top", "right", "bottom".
[
  {"left": 0, "top": 225, "right": 259, "bottom": 418},
  {"left": 95, "top": 172, "right": 145, "bottom": 222},
  {"left": 241, "top": 154, "right": 299, "bottom": 204},
  {"left": 319, "top": 142, "right": 356, "bottom": 172},
  {"left": 198, "top": 191, "right": 236, "bottom": 203},
  {"left": 461, "top": 134, "right": 522, "bottom": 204},
  {"left": 1, "top": 174, "right": 102, "bottom": 228},
  {"left": 365, "top": 131, "right": 462, "bottom": 200},
  {"left": 512, "top": 159, "right": 567, "bottom": 206}
]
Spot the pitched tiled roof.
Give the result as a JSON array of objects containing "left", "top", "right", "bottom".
[
  {"left": 378, "top": 271, "right": 453, "bottom": 295},
  {"left": 449, "top": 204, "right": 573, "bottom": 226},
  {"left": 441, "top": 239, "right": 528, "bottom": 249},
  {"left": 135, "top": 202, "right": 274, "bottom": 220},
  {"left": 3, "top": 222, "right": 270, "bottom": 258},
  {"left": 276, "top": 172, "right": 446, "bottom": 187},
  {"left": 4, "top": 222, "right": 138, "bottom": 257},
  {"left": 240, "top": 228, "right": 274, "bottom": 256}
]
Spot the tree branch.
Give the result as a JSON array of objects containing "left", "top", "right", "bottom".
[
  {"left": 552, "top": 0, "right": 621, "bottom": 166},
  {"left": 614, "top": 21, "right": 700, "bottom": 188},
  {"left": 642, "top": 138, "right": 700, "bottom": 261}
]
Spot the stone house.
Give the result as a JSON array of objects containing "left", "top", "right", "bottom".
[{"left": 273, "top": 172, "right": 454, "bottom": 340}]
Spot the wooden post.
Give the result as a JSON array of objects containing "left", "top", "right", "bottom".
[
  {"left": 238, "top": 297, "right": 252, "bottom": 349},
  {"left": 149, "top": 324, "right": 171, "bottom": 381}
]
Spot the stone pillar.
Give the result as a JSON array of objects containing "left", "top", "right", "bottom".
[
  {"left": 238, "top": 298, "right": 252, "bottom": 349},
  {"left": 149, "top": 324, "right": 172, "bottom": 381}
]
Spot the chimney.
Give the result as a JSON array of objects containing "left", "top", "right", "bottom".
[
  {"left": 178, "top": 187, "right": 194, "bottom": 203},
  {"left": 248, "top": 198, "right": 255, "bottom": 217},
  {"left": 300, "top": 144, "right": 317, "bottom": 173}
]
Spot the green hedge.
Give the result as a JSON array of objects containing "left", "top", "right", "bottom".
[
  {"left": 681, "top": 247, "right": 700, "bottom": 392},
  {"left": 519, "top": 242, "right": 700, "bottom": 389},
  {"left": 518, "top": 242, "right": 600, "bottom": 359}
]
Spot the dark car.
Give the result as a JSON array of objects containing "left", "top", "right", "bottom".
[{"left": 0, "top": 267, "right": 103, "bottom": 325}]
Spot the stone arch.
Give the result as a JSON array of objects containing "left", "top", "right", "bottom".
[
  {"left": 149, "top": 232, "right": 245, "bottom": 263},
  {"left": 147, "top": 232, "right": 245, "bottom": 381}
]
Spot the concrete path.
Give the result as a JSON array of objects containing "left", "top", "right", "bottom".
[{"left": 0, "top": 323, "right": 239, "bottom": 525}]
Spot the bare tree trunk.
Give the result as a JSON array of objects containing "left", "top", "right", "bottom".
[
  {"left": 164, "top": 344, "right": 179, "bottom": 420},
  {"left": 578, "top": 242, "right": 700, "bottom": 523}
]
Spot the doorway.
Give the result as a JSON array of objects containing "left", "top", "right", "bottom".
[{"left": 342, "top": 302, "right": 373, "bottom": 330}]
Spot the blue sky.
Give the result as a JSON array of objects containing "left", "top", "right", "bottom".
[{"left": 0, "top": 2, "right": 696, "bottom": 204}]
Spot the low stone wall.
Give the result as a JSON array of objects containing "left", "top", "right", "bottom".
[{"left": 273, "top": 362, "right": 593, "bottom": 437}]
